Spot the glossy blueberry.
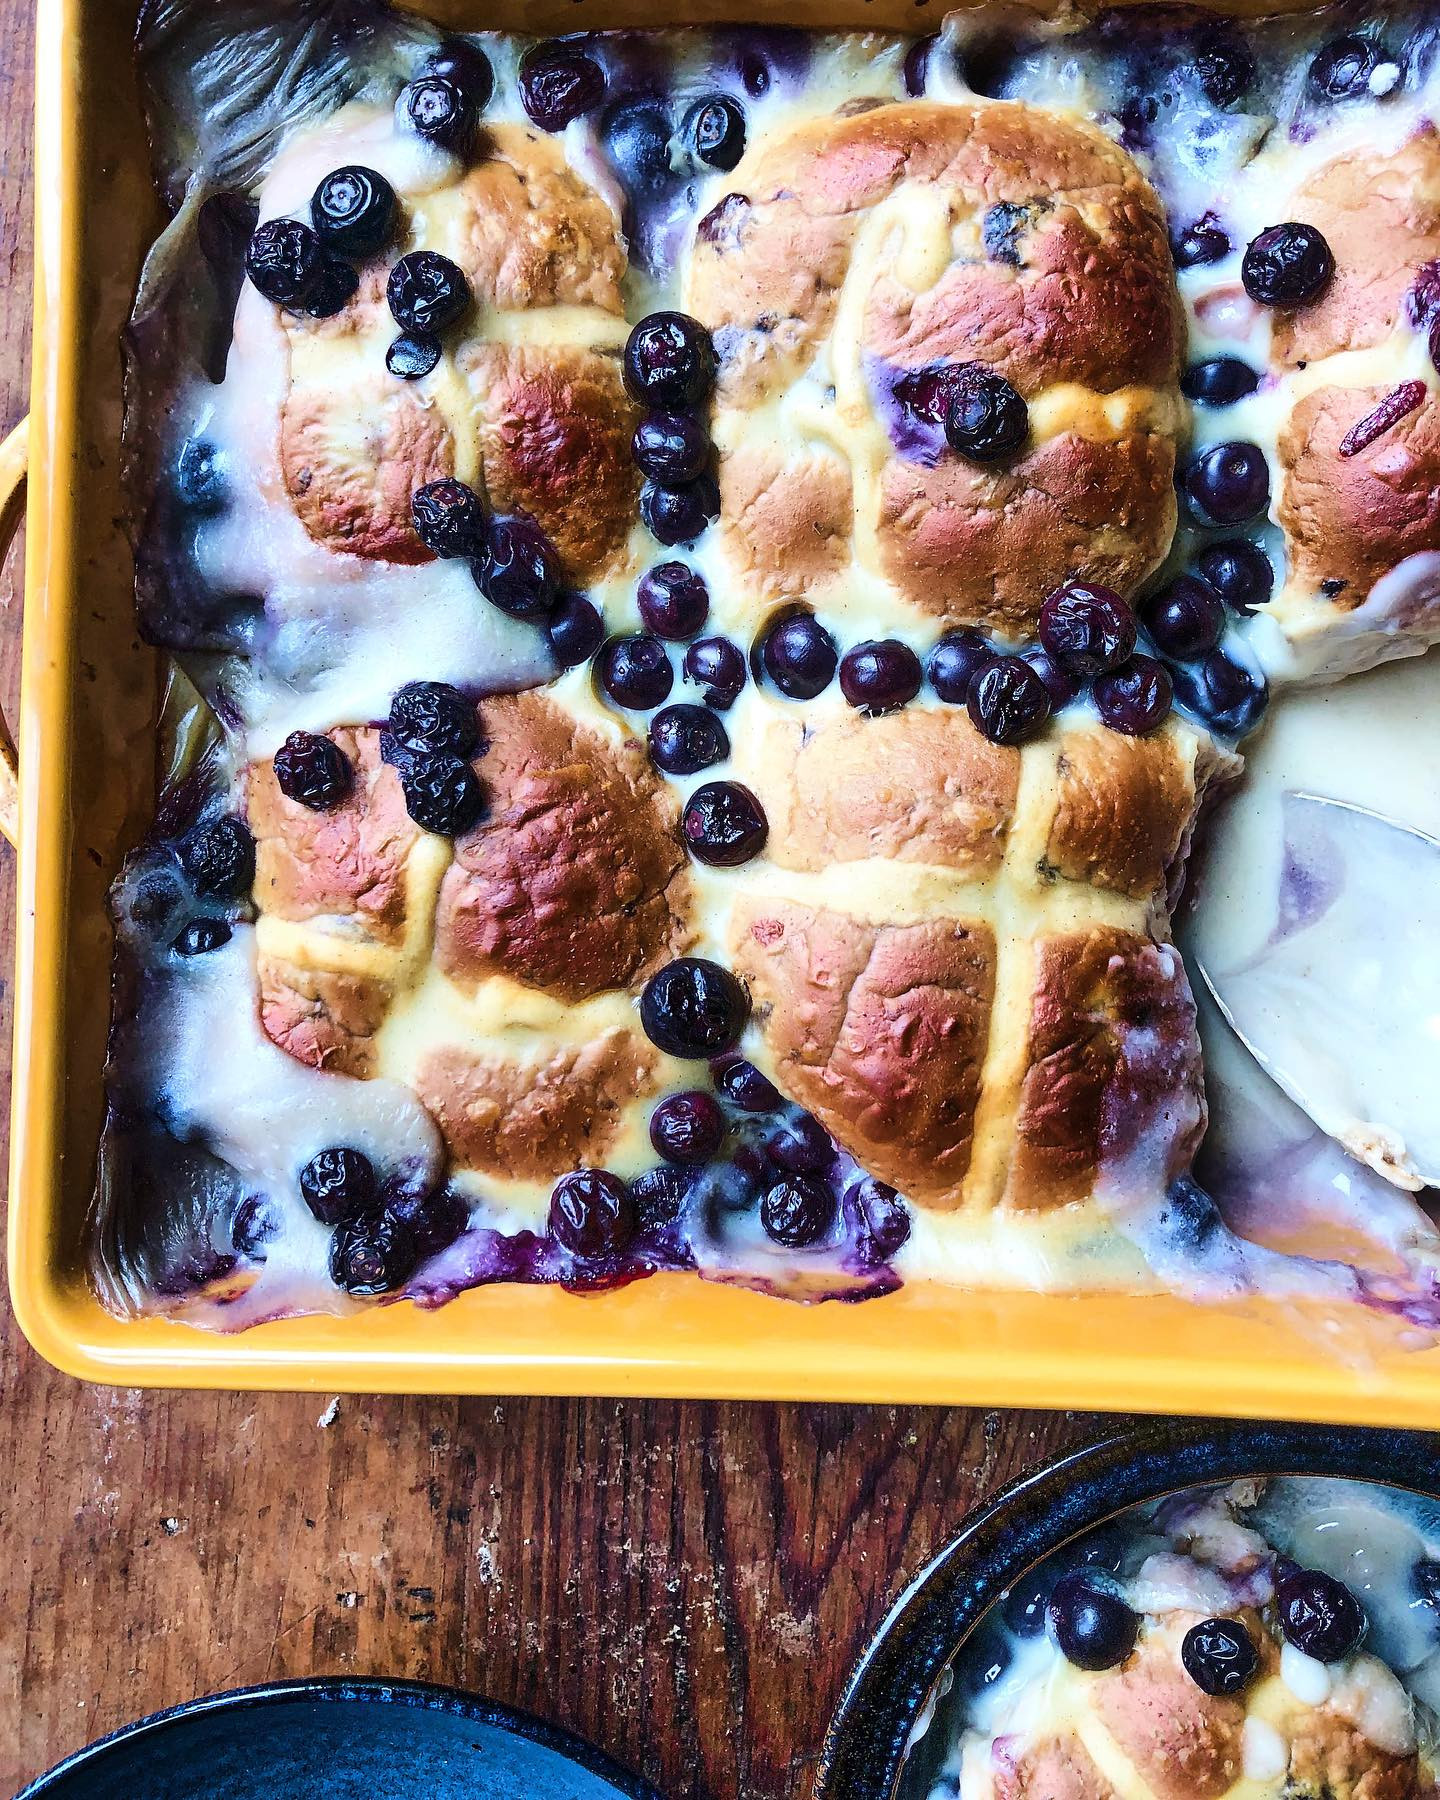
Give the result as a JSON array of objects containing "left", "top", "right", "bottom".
[
  {"left": 623, "top": 312, "right": 717, "bottom": 410},
  {"left": 310, "top": 165, "right": 397, "bottom": 258},
  {"left": 549, "top": 1168, "right": 636, "bottom": 1258},
  {"left": 688, "top": 94, "right": 747, "bottom": 170},
  {"left": 1184, "top": 441, "right": 1270, "bottom": 526},
  {"left": 386, "top": 332, "right": 441, "bottom": 380},
  {"left": 648, "top": 704, "right": 729, "bottom": 776},
  {"left": 1309, "top": 34, "right": 1386, "bottom": 101},
  {"left": 422, "top": 37, "right": 495, "bottom": 109},
  {"left": 299, "top": 1147, "right": 377, "bottom": 1226},
  {"left": 232, "top": 1195, "right": 277, "bottom": 1259},
  {"left": 598, "top": 634, "right": 674, "bottom": 710},
  {"left": 329, "top": 1208, "right": 418, "bottom": 1295},
  {"left": 303, "top": 256, "right": 360, "bottom": 319},
  {"left": 546, "top": 593, "right": 605, "bottom": 668},
  {"left": 1170, "top": 648, "right": 1269, "bottom": 737},
  {"left": 603, "top": 99, "right": 677, "bottom": 211},
  {"left": 650, "top": 1091, "right": 727, "bottom": 1164},
  {"left": 387, "top": 1183, "right": 469, "bottom": 1260},
  {"left": 759, "top": 613, "right": 837, "bottom": 699},
  {"left": 245, "top": 217, "right": 323, "bottom": 308},
  {"left": 760, "top": 1174, "right": 835, "bottom": 1248},
  {"left": 1193, "top": 33, "right": 1254, "bottom": 107},
  {"left": 927, "top": 629, "right": 995, "bottom": 703},
  {"left": 1197, "top": 539, "right": 1274, "bottom": 614},
  {"left": 387, "top": 250, "right": 471, "bottom": 336},
  {"left": 765, "top": 1111, "right": 833, "bottom": 1174},
  {"left": 1038, "top": 581, "right": 1136, "bottom": 676},
  {"left": 1048, "top": 1573, "right": 1139, "bottom": 1671},
  {"left": 180, "top": 816, "right": 255, "bottom": 901},
  {"left": 1181, "top": 357, "right": 1259, "bottom": 407},
  {"left": 1022, "top": 646, "right": 1082, "bottom": 709},
  {"left": 400, "top": 753, "right": 486, "bottom": 836},
  {"left": 411, "top": 477, "right": 486, "bottom": 559},
  {"left": 852, "top": 1176, "right": 910, "bottom": 1265},
  {"left": 1173, "top": 219, "right": 1231, "bottom": 269},
  {"left": 714, "top": 1057, "right": 782, "bottom": 1113},
  {"left": 274, "top": 731, "right": 352, "bottom": 810},
  {"left": 682, "top": 781, "right": 768, "bottom": 867},
  {"left": 839, "top": 639, "right": 923, "bottom": 715},
  {"left": 1242, "top": 223, "right": 1334, "bottom": 306},
  {"left": 903, "top": 34, "right": 935, "bottom": 95},
  {"left": 1182, "top": 1618, "right": 1260, "bottom": 1697},
  {"left": 640, "top": 474, "right": 720, "bottom": 547},
  {"left": 388, "top": 680, "right": 479, "bottom": 758},
  {"left": 1412, "top": 1560, "right": 1440, "bottom": 1612},
  {"left": 638, "top": 561, "right": 709, "bottom": 640},
  {"left": 944, "top": 367, "right": 1029, "bottom": 462},
  {"left": 1093, "top": 654, "right": 1173, "bottom": 736},
  {"left": 633, "top": 412, "right": 710, "bottom": 486},
  {"left": 518, "top": 42, "right": 606, "bottom": 131},
  {"left": 475, "top": 515, "right": 561, "bottom": 619},
  {"left": 176, "top": 438, "right": 225, "bottom": 514},
  {"left": 967, "top": 656, "right": 1052, "bottom": 745},
  {"left": 1276, "top": 1567, "right": 1366, "bottom": 1663},
  {"left": 1143, "top": 575, "right": 1226, "bottom": 659},
  {"left": 172, "top": 918, "right": 232, "bottom": 957},
  {"left": 684, "top": 635, "right": 747, "bottom": 710},
  {"left": 640, "top": 957, "right": 749, "bottom": 1059},
  {"left": 402, "top": 75, "right": 476, "bottom": 157}
]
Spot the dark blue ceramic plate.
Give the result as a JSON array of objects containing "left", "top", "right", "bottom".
[{"left": 15, "top": 1678, "right": 665, "bottom": 1800}]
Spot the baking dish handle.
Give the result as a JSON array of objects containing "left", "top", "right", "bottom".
[{"left": 0, "top": 414, "right": 27, "bottom": 850}]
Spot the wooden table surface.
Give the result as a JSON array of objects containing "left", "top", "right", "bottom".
[{"left": 0, "top": 10, "right": 1118, "bottom": 1793}]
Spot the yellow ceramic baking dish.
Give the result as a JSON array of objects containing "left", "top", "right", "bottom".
[{"left": 8, "top": 0, "right": 1440, "bottom": 1416}]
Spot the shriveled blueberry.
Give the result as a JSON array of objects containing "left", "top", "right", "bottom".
[
  {"left": 1242, "top": 223, "right": 1334, "bottom": 306},
  {"left": 402, "top": 74, "right": 476, "bottom": 156},
  {"left": 518, "top": 42, "right": 606, "bottom": 131},
  {"left": 967, "top": 656, "right": 1051, "bottom": 745},
  {"left": 299, "top": 1147, "right": 376, "bottom": 1226},
  {"left": 599, "top": 634, "right": 674, "bottom": 710},
  {"left": 687, "top": 94, "right": 746, "bottom": 171},
  {"left": 411, "top": 477, "right": 486, "bottom": 559},
  {"left": 640, "top": 957, "right": 749, "bottom": 1058},
  {"left": 927, "top": 629, "right": 996, "bottom": 703},
  {"left": 180, "top": 815, "right": 256, "bottom": 901},
  {"left": 387, "top": 1183, "right": 469, "bottom": 1260},
  {"left": 549, "top": 1168, "right": 636, "bottom": 1258},
  {"left": 852, "top": 1176, "right": 910, "bottom": 1265},
  {"left": 274, "top": 731, "right": 352, "bottom": 810},
  {"left": 684, "top": 635, "right": 747, "bottom": 709},
  {"left": 982, "top": 200, "right": 1037, "bottom": 267},
  {"left": 1184, "top": 441, "right": 1270, "bottom": 526},
  {"left": 682, "top": 781, "right": 768, "bottom": 866},
  {"left": 633, "top": 412, "right": 710, "bottom": 486},
  {"left": 1048, "top": 1573, "right": 1139, "bottom": 1670},
  {"left": 172, "top": 918, "right": 233, "bottom": 957},
  {"left": 944, "top": 367, "right": 1029, "bottom": 462},
  {"left": 638, "top": 561, "right": 709, "bottom": 639},
  {"left": 1309, "top": 34, "right": 1385, "bottom": 101},
  {"left": 630, "top": 1164, "right": 694, "bottom": 1230},
  {"left": 765, "top": 1111, "right": 832, "bottom": 1173},
  {"left": 1193, "top": 33, "right": 1253, "bottom": 107},
  {"left": 1174, "top": 219, "right": 1231, "bottom": 269},
  {"left": 311, "top": 166, "right": 397, "bottom": 257},
  {"left": 1170, "top": 648, "right": 1269, "bottom": 737},
  {"left": 1276, "top": 1567, "right": 1366, "bottom": 1662},
  {"left": 838, "top": 639, "right": 923, "bottom": 715},
  {"left": 245, "top": 217, "right": 323, "bottom": 307},
  {"left": 1022, "top": 646, "right": 1082, "bottom": 708},
  {"left": 388, "top": 680, "right": 480, "bottom": 758},
  {"left": 648, "top": 703, "right": 729, "bottom": 776},
  {"left": 714, "top": 1056, "right": 781, "bottom": 1112},
  {"left": 1182, "top": 1618, "right": 1259, "bottom": 1696},
  {"left": 330, "top": 1208, "right": 418, "bottom": 1295},
  {"left": 1182, "top": 357, "right": 1259, "bottom": 406},
  {"left": 303, "top": 257, "right": 360, "bottom": 319},
  {"left": 759, "top": 613, "right": 837, "bottom": 699},
  {"left": 176, "top": 438, "right": 225, "bottom": 514},
  {"left": 386, "top": 332, "right": 441, "bottom": 380},
  {"left": 232, "top": 1195, "right": 277, "bottom": 1259},
  {"left": 387, "top": 250, "right": 471, "bottom": 335},
  {"left": 1143, "top": 575, "right": 1226, "bottom": 658},
  {"left": 1093, "top": 655, "right": 1173, "bottom": 736},
  {"left": 400, "top": 753, "right": 485, "bottom": 836},
  {"left": 640, "top": 475, "right": 720, "bottom": 547},
  {"left": 623, "top": 312, "right": 716, "bottom": 410},
  {"left": 760, "top": 1174, "right": 835, "bottom": 1248},
  {"left": 546, "top": 593, "right": 605, "bottom": 667},
  {"left": 475, "top": 515, "right": 561, "bottom": 619},
  {"left": 423, "top": 37, "right": 495, "bottom": 109},
  {"left": 1038, "top": 581, "right": 1136, "bottom": 675},
  {"left": 1197, "top": 538, "right": 1273, "bottom": 614},
  {"left": 650, "top": 1091, "right": 727, "bottom": 1163}
]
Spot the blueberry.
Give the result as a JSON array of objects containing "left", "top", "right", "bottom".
[
  {"left": 475, "top": 515, "right": 562, "bottom": 619},
  {"left": 1242, "top": 224, "right": 1334, "bottom": 307},
  {"left": 713, "top": 1057, "right": 782, "bottom": 1113},
  {"left": 903, "top": 35, "right": 935, "bottom": 95},
  {"left": 966, "top": 656, "right": 1051, "bottom": 745},
  {"left": 549, "top": 1168, "right": 636, "bottom": 1258},
  {"left": 640, "top": 474, "right": 720, "bottom": 546},
  {"left": 1142, "top": 574, "right": 1226, "bottom": 658},
  {"left": 387, "top": 250, "right": 471, "bottom": 336},
  {"left": 759, "top": 613, "right": 837, "bottom": 699},
  {"left": 982, "top": 200, "right": 1035, "bottom": 267},
  {"left": 1309, "top": 34, "right": 1384, "bottom": 102},
  {"left": 1093, "top": 654, "right": 1173, "bottom": 736},
  {"left": 599, "top": 634, "right": 674, "bottom": 710},
  {"left": 633, "top": 413, "right": 711, "bottom": 486},
  {"left": 765, "top": 1111, "right": 833, "bottom": 1173},
  {"left": 1038, "top": 581, "right": 1136, "bottom": 676},
  {"left": 1412, "top": 1559, "right": 1440, "bottom": 1611},
  {"left": 1174, "top": 220, "right": 1231, "bottom": 269},
  {"left": 648, "top": 703, "right": 730, "bottom": 775},
  {"left": 1276, "top": 1567, "right": 1366, "bottom": 1663},
  {"left": 546, "top": 593, "right": 605, "bottom": 667},
  {"left": 1048, "top": 1573, "right": 1139, "bottom": 1670},
  {"left": 1182, "top": 357, "right": 1259, "bottom": 407},
  {"left": 172, "top": 918, "right": 233, "bottom": 957},
  {"left": 638, "top": 561, "right": 710, "bottom": 639},
  {"left": 299, "top": 1147, "right": 377, "bottom": 1226},
  {"left": 687, "top": 94, "right": 746, "bottom": 171},
  {"left": 274, "top": 731, "right": 352, "bottom": 810},
  {"left": 399, "top": 753, "right": 485, "bottom": 836},
  {"left": 944, "top": 367, "right": 1029, "bottom": 462},
  {"left": 387, "top": 680, "right": 480, "bottom": 758},
  {"left": 402, "top": 74, "right": 476, "bottom": 156},
  {"left": 180, "top": 815, "right": 255, "bottom": 901},
  {"left": 176, "top": 438, "right": 225, "bottom": 514},
  {"left": 422, "top": 37, "right": 495, "bottom": 109},
  {"left": 603, "top": 99, "right": 677, "bottom": 210},
  {"left": 302, "top": 257, "right": 360, "bottom": 319},
  {"left": 1193, "top": 33, "right": 1253, "bottom": 107},
  {"left": 684, "top": 636, "right": 747, "bottom": 709},
  {"left": 650, "top": 1091, "right": 727, "bottom": 1163},
  {"left": 1182, "top": 1618, "right": 1259, "bottom": 1696},
  {"left": 760, "top": 1175, "right": 835, "bottom": 1248},
  {"left": 1022, "top": 646, "right": 1082, "bottom": 709},
  {"left": 387, "top": 333, "right": 441, "bottom": 380},
  {"left": 682, "top": 781, "right": 768, "bottom": 866},
  {"left": 927, "top": 629, "right": 996, "bottom": 703},
  {"left": 1197, "top": 539, "right": 1274, "bottom": 614},
  {"left": 310, "top": 166, "right": 397, "bottom": 258},
  {"left": 838, "top": 639, "right": 923, "bottom": 715},
  {"left": 387, "top": 1183, "right": 469, "bottom": 1260},
  {"left": 330, "top": 1208, "right": 418, "bottom": 1295},
  {"left": 1184, "top": 441, "right": 1270, "bottom": 526},
  {"left": 630, "top": 1164, "right": 693, "bottom": 1230},
  {"left": 232, "top": 1195, "right": 277, "bottom": 1259},
  {"left": 852, "top": 1176, "right": 910, "bottom": 1265},
  {"left": 640, "top": 957, "right": 749, "bottom": 1058},
  {"left": 623, "top": 312, "right": 716, "bottom": 410},
  {"left": 1171, "top": 647, "right": 1269, "bottom": 737},
  {"left": 245, "top": 218, "right": 323, "bottom": 307},
  {"left": 518, "top": 42, "right": 606, "bottom": 131},
  {"left": 411, "top": 477, "right": 487, "bottom": 559}
]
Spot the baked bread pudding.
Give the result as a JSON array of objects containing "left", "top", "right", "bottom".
[{"left": 94, "top": 0, "right": 1440, "bottom": 1328}]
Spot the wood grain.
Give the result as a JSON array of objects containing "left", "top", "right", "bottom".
[{"left": 0, "top": 10, "right": 1107, "bottom": 1794}]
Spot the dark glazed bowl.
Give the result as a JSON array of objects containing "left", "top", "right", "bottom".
[
  {"left": 816, "top": 1418, "right": 1440, "bottom": 1800},
  {"left": 15, "top": 1676, "right": 666, "bottom": 1800}
]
